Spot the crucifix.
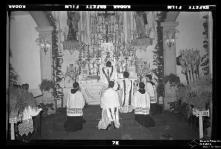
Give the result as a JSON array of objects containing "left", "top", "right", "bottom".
[{"left": 98, "top": 11, "right": 115, "bottom": 42}]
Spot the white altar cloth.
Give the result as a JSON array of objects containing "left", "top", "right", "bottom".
[{"left": 63, "top": 77, "right": 137, "bottom": 107}]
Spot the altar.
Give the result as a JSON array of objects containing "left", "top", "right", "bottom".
[
  {"left": 62, "top": 42, "right": 138, "bottom": 106},
  {"left": 60, "top": 11, "right": 155, "bottom": 107}
]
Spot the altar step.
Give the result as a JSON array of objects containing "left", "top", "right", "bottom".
[{"left": 80, "top": 80, "right": 104, "bottom": 105}]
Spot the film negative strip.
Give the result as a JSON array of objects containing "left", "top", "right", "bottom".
[
  {"left": 5, "top": 1, "right": 217, "bottom": 147},
  {"left": 6, "top": 4, "right": 216, "bottom": 11}
]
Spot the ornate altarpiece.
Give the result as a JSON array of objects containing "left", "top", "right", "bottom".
[{"left": 62, "top": 11, "right": 155, "bottom": 105}]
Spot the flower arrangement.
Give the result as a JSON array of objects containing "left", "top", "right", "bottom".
[
  {"left": 152, "top": 12, "right": 166, "bottom": 91},
  {"left": 9, "top": 87, "right": 20, "bottom": 116},
  {"left": 176, "top": 83, "right": 191, "bottom": 103},
  {"left": 176, "top": 75, "right": 212, "bottom": 110},
  {"left": 39, "top": 79, "right": 55, "bottom": 92},
  {"left": 186, "top": 76, "right": 212, "bottom": 110},
  {"left": 39, "top": 79, "right": 56, "bottom": 115},
  {"left": 173, "top": 75, "right": 212, "bottom": 136},
  {"left": 163, "top": 73, "right": 180, "bottom": 87},
  {"left": 177, "top": 49, "right": 202, "bottom": 84},
  {"left": 9, "top": 86, "right": 36, "bottom": 117},
  {"left": 201, "top": 14, "right": 209, "bottom": 76}
]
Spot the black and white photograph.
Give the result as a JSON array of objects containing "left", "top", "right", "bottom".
[{"left": 6, "top": 4, "right": 216, "bottom": 146}]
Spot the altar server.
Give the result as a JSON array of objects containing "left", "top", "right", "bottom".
[
  {"left": 119, "top": 71, "right": 133, "bottom": 113},
  {"left": 64, "top": 82, "right": 85, "bottom": 132},
  {"left": 132, "top": 82, "right": 155, "bottom": 128},
  {"left": 145, "top": 74, "right": 157, "bottom": 115},
  {"left": 98, "top": 81, "right": 120, "bottom": 130}
]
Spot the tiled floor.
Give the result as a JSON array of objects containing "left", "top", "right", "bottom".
[{"left": 36, "top": 105, "right": 198, "bottom": 140}]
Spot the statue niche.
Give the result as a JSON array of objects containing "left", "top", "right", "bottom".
[
  {"left": 132, "top": 11, "right": 152, "bottom": 47},
  {"left": 67, "top": 12, "right": 80, "bottom": 41},
  {"left": 134, "top": 11, "right": 148, "bottom": 39}
]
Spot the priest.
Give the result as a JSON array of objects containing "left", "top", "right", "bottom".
[
  {"left": 98, "top": 81, "right": 120, "bottom": 130},
  {"left": 119, "top": 71, "right": 133, "bottom": 113},
  {"left": 100, "top": 61, "right": 117, "bottom": 88}
]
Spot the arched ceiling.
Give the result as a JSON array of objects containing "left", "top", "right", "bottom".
[
  {"left": 29, "top": 11, "right": 179, "bottom": 28},
  {"left": 29, "top": 11, "right": 51, "bottom": 27},
  {"left": 16, "top": 11, "right": 179, "bottom": 28},
  {"left": 165, "top": 12, "right": 180, "bottom": 22}
]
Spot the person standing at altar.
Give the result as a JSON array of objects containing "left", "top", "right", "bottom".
[
  {"left": 100, "top": 61, "right": 117, "bottom": 87},
  {"left": 119, "top": 71, "right": 133, "bottom": 113},
  {"left": 64, "top": 82, "right": 86, "bottom": 132},
  {"left": 98, "top": 81, "right": 120, "bottom": 130},
  {"left": 131, "top": 82, "right": 155, "bottom": 128}
]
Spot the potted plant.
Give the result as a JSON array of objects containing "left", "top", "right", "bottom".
[
  {"left": 9, "top": 85, "right": 40, "bottom": 141},
  {"left": 163, "top": 74, "right": 180, "bottom": 111},
  {"left": 9, "top": 86, "right": 37, "bottom": 117},
  {"left": 175, "top": 75, "right": 212, "bottom": 138},
  {"left": 39, "top": 79, "right": 54, "bottom": 93},
  {"left": 187, "top": 75, "right": 212, "bottom": 110},
  {"left": 163, "top": 73, "right": 180, "bottom": 87},
  {"left": 39, "top": 79, "right": 55, "bottom": 115}
]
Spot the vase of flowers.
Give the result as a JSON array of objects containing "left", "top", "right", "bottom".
[{"left": 176, "top": 76, "right": 211, "bottom": 110}]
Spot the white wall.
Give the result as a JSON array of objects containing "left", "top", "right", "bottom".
[
  {"left": 10, "top": 12, "right": 41, "bottom": 92},
  {"left": 176, "top": 12, "right": 205, "bottom": 84}
]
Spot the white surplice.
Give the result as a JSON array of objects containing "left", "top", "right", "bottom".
[
  {"left": 66, "top": 90, "right": 85, "bottom": 117},
  {"left": 132, "top": 91, "right": 150, "bottom": 115},
  {"left": 145, "top": 82, "right": 157, "bottom": 104}
]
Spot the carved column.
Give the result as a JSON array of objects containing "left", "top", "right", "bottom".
[
  {"left": 36, "top": 26, "right": 56, "bottom": 114},
  {"left": 36, "top": 26, "right": 54, "bottom": 81},
  {"left": 161, "top": 21, "right": 178, "bottom": 76},
  {"left": 124, "top": 12, "right": 127, "bottom": 44},
  {"left": 6, "top": 11, "right": 9, "bottom": 140},
  {"left": 161, "top": 21, "right": 179, "bottom": 110}
]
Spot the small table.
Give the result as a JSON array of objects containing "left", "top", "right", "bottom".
[
  {"left": 9, "top": 116, "right": 18, "bottom": 140},
  {"left": 192, "top": 108, "right": 210, "bottom": 139}
]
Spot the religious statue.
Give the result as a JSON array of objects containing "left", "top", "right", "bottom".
[
  {"left": 134, "top": 11, "right": 148, "bottom": 39},
  {"left": 142, "top": 61, "right": 150, "bottom": 76},
  {"left": 128, "top": 51, "right": 134, "bottom": 67},
  {"left": 91, "top": 60, "right": 98, "bottom": 76},
  {"left": 67, "top": 11, "right": 80, "bottom": 41}
]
